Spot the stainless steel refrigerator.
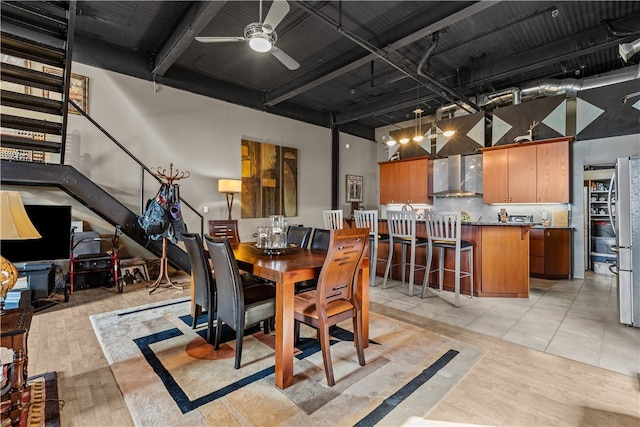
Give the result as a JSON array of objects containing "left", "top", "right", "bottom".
[{"left": 609, "top": 155, "right": 640, "bottom": 327}]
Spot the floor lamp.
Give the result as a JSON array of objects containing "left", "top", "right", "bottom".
[
  {"left": 218, "top": 179, "right": 242, "bottom": 220},
  {"left": 0, "top": 191, "right": 41, "bottom": 314}
]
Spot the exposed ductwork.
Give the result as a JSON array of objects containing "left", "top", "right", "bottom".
[
  {"left": 618, "top": 37, "right": 640, "bottom": 62},
  {"left": 427, "top": 154, "right": 482, "bottom": 198}
]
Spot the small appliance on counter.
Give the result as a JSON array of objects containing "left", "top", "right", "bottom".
[{"left": 507, "top": 214, "right": 533, "bottom": 223}]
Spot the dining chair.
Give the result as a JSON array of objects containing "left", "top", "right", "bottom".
[
  {"left": 322, "top": 209, "right": 344, "bottom": 230},
  {"left": 287, "top": 226, "right": 312, "bottom": 248},
  {"left": 293, "top": 227, "right": 369, "bottom": 386},
  {"left": 354, "top": 210, "right": 389, "bottom": 287},
  {"left": 208, "top": 219, "right": 240, "bottom": 244},
  {"left": 183, "top": 233, "right": 216, "bottom": 331},
  {"left": 204, "top": 235, "right": 276, "bottom": 369},
  {"left": 421, "top": 211, "right": 474, "bottom": 307},
  {"left": 382, "top": 210, "right": 429, "bottom": 297},
  {"left": 309, "top": 228, "right": 331, "bottom": 251}
]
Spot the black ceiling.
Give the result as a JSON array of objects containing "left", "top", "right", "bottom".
[{"left": 12, "top": 1, "right": 640, "bottom": 140}]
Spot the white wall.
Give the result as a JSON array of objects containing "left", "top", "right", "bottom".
[{"left": 10, "top": 62, "right": 378, "bottom": 253}]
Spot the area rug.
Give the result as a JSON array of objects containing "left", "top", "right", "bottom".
[
  {"left": 12, "top": 371, "right": 61, "bottom": 427},
  {"left": 90, "top": 298, "right": 483, "bottom": 426}
]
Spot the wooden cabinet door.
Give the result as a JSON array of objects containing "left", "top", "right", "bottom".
[
  {"left": 544, "top": 228, "right": 571, "bottom": 277},
  {"left": 537, "top": 140, "right": 570, "bottom": 203},
  {"left": 529, "top": 228, "right": 545, "bottom": 275},
  {"left": 482, "top": 149, "right": 509, "bottom": 203},
  {"left": 404, "top": 158, "right": 428, "bottom": 204},
  {"left": 508, "top": 145, "right": 537, "bottom": 203},
  {"left": 379, "top": 162, "right": 396, "bottom": 204}
]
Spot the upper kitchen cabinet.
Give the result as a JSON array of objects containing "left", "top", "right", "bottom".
[
  {"left": 379, "top": 157, "right": 431, "bottom": 205},
  {"left": 481, "top": 137, "right": 573, "bottom": 204}
]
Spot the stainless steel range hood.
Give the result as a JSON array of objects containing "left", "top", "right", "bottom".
[{"left": 428, "top": 154, "right": 483, "bottom": 198}]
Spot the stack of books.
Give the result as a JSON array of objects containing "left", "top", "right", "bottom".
[{"left": 3, "top": 276, "right": 29, "bottom": 309}]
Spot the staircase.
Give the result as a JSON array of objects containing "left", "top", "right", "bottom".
[{"left": 0, "top": 1, "right": 191, "bottom": 273}]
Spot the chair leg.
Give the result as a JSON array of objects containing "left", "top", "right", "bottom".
[
  {"left": 421, "top": 242, "right": 433, "bottom": 298},
  {"left": 192, "top": 305, "right": 202, "bottom": 329},
  {"left": 382, "top": 242, "right": 394, "bottom": 289},
  {"left": 469, "top": 248, "right": 474, "bottom": 298},
  {"left": 214, "top": 317, "right": 222, "bottom": 349},
  {"left": 352, "top": 313, "right": 365, "bottom": 366},
  {"left": 369, "top": 242, "right": 376, "bottom": 287},
  {"left": 206, "top": 310, "right": 216, "bottom": 344},
  {"left": 400, "top": 244, "right": 407, "bottom": 285},
  {"left": 438, "top": 247, "right": 445, "bottom": 292},
  {"left": 294, "top": 320, "right": 301, "bottom": 344},
  {"left": 454, "top": 246, "right": 461, "bottom": 308},
  {"left": 318, "top": 324, "right": 335, "bottom": 386},
  {"left": 408, "top": 242, "right": 416, "bottom": 297},
  {"left": 234, "top": 327, "right": 244, "bottom": 369}
]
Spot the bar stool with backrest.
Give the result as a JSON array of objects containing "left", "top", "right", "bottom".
[
  {"left": 421, "top": 211, "right": 473, "bottom": 307},
  {"left": 322, "top": 210, "right": 344, "bottom": 230},
  {"left": 382, "top": 210, "right": 429, "bottom": 296},
  {"left": 354, "top": 210, "right": 389, "bottom": 287}
]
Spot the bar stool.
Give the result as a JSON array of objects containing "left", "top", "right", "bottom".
[
  {"left": 322, "top": 209, "right": 344, "bottom": 230},
  {"left": 354, "top": 210, "right": 389, "bottom": 287},
  {"left": 382, "top": 210, "right": 429, "bottom": 296},
  {"left": 421, "top": 211, "right": 473, "bottom": 307}
]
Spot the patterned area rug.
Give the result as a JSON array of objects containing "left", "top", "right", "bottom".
[{"left": 90, "top": 298, "right": 483, "bottom": 426}]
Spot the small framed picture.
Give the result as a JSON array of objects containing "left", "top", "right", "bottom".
[
  {"left": 120, "top": 258, "right": 149, "bottom": 284},
  {"left": 346, "top": 174, "right": 363, "bottom": 203},
  {"left": 42, "top": 67, "right": 89, "bottom": 115}
]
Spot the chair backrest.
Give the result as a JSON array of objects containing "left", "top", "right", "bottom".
[
  {"left": 425, "top": 211, "right": 462, "bottom": 246},
  {"left": 204, "top": 235, "right": 243, "bottom": 330},
  {"left": 322, "top": 209, "right": 344, "bottom": 230},
  {"left": 309, "top": 228, "right": 331, "bottom": 251},
  {"left": 315, "top": 228, "right": 368, "bottom": 309},
  {"left": 183, "top": 233, "right": 214, "bottom": 308},
  {"left": 287, "top": 226, "right": 312, "bottom": 248},
  {"left": 386, "top": 210, "right": 418, "bottom": 240},
  {"left": 354, "top": 210, "right": 378, "bottom": 236},
  {"left": 208, "top": 220, "right": 240, "bottom": 244}
]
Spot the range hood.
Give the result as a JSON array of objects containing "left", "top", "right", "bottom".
[{"left": 428, "top": 154, "right": 483, "bottom": 198}]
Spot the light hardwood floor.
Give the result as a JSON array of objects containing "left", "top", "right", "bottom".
[{"left": 27, "top": 274, "right": 640, "bottom": 426}]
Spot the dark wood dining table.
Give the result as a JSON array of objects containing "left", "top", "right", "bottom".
[{"left": 231, "top": 242, "right": 370, "bottom": 389}]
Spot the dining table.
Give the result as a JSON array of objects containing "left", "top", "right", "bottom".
[{"left": 231, "top": 242, "right": 370, "bottom": 389}]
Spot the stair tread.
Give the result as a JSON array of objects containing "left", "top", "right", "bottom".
[{"left": 1, "top": 62, "right": 64, "bottom": 92}]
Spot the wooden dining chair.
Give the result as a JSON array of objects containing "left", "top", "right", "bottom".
[
  {"left": 204, "top": 235, "right": 276, "bottom": 369},
  {"left": 322, "top": 209, "right": 344, "bottom": 230},
  {"left": 293, "top": 227, "right": 369, "bottom": 386},
  {"left": 208, "top": 220, "right": 240, "bottom": 244}
]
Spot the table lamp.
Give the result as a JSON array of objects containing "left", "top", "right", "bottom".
[
  {"left": 0, "top": 191, "right": 41, "bottom": 314},
  {"left": 218, "top": 179, "right": 242, "bottom": 220}
]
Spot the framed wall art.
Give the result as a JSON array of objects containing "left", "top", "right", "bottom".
[
  {"left": 42, "top": 67, "right": 89, "bottom": 115},
  {"left": 346, "top": 174, "right": 363, "bottom": 203}
]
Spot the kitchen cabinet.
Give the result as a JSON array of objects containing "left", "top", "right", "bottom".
[
  {"left": 481, "top": 137, "right": 572, "bottom": 204},
  {"left": 530, "top": 228, "right": 571, "bottom": 279},
  {"left": 379, "top": 157, "right": 431, "bottom": 205}
]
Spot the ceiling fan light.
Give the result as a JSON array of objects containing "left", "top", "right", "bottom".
[{"left": 249, "top": 36, "right": 272, "bottom": 52}]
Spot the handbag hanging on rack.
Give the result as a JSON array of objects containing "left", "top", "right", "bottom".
[
  {"left": 167, "top": 184, "right": 187, "bottom": 243},
  {"left": 138, "top": 183, "right": 171, "bottom": 239}
]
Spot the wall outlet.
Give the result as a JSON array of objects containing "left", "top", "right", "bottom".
[{"left": 203, "top": 206, "right": 209, "bottom": 213}]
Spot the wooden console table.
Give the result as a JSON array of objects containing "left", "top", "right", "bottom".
[{"left": 1, "top": 305, "right": 33, "bottom": 423}]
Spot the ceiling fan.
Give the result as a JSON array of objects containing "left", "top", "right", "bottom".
[{"left": 195, "top": 0, "right": 300, "bottom": 70}]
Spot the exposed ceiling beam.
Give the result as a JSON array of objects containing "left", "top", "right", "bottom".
[
  {"left": 265, "top": 0, "right": 496, "bottom": 107},
  {"left": 152, "top": 1, "right": 227, "bottom": 76}
]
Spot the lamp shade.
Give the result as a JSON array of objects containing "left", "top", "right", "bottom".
[
  {"left": 218, "top": 179, "right": 242, "bottom": 193},
  {"left": 0, "top": 191, "right": 41, "bottom": 240}
]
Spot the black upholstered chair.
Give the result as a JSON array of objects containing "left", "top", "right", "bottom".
[
  {"left": 183, "top": 233, "right": 215, "bottom": 332},
  {"left": 287, "top": 226, "right": 312, "bottom": 248},
  {"left": 204, "top": 235, "right": 276, "bottom": 369},
  {"left": 309, "top": 228, "right": 331, "bottom": 251}
]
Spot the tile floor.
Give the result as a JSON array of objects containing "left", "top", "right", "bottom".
[{"left": 369, "top": 272, "right": 640, "bottom": 378}]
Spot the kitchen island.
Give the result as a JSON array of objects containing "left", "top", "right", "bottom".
[{"left": 357, "top": 220, "right": 533, "bottom": 298}]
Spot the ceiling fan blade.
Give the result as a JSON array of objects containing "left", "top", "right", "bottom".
[
  {"left": 195, "top": 36, "right": 245, "bottom": 43},
  {"left": 270, "top": 47, "right": 300, "bottom": 70},
  {"left": 263, "top": 0, "right": 290, "bottom": 31}
]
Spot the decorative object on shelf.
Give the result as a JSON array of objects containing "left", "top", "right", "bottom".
[
  {"left": 0, "top": 191, "right": 41, "bottom": 314},
  {"left": 218, "top": 179, "right": 242, "bottom": 220}
]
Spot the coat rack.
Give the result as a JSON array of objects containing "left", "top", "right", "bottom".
[{"left": 148, "top": 163, "right": 190, "bottom": 294}]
